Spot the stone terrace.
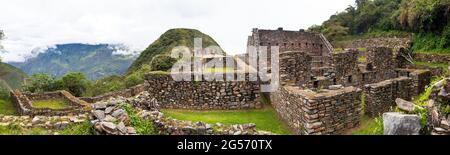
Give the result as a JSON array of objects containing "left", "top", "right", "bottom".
[{"left": 10, "top": 90, "right": 91, "bottom": 116}]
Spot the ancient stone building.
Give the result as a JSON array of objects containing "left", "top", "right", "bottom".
[
  {"left": 248, "top": 27, "right": 433, "bottom": 135},
  {"left": 247, "top": 28, "right": 334, "bottom": 76}
]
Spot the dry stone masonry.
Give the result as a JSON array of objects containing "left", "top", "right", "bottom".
[
  {"left": 144, "top": 73, "right": 261, "bottom": 110},
  {"left": 364, "top": 77, "right": 413, "bottom": 117},
  {"left": 271, "top": 86, "right": 361, "bottom": 135},
  {"left": 10, "top": 90, "right": 91, "bottom": 116}
]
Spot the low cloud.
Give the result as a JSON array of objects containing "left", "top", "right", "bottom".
[{"left": 0, "top": 0, "right": 354, "bottom": 62}]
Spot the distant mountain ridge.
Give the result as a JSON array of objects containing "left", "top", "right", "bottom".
[{"left": 9, "top": 43, "right": 138, "bottom": 80}]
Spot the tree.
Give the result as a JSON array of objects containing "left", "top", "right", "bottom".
[
  {"left": 60, "top": 72, "right": 89, "bottom": 97},
  {"left": 23, "top": 73, "right": 55, "bottom": 93}
]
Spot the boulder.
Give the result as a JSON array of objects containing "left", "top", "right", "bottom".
[
  {"left": 395, "top": 98, "right": 416, "bottom": 112},
  {"left": 383, "top": 112, "right": 421, "bottom": 135},
  {"left": 100, "top": 122, "right": 117, "bottom": 135},
  {"left": 93, "top": 103, "right": 107, "bottom": 110},
  {"left": 93, "top": 110, "right": 105, "bottom": 120},
  {"left": 112, "top": 109, "right": 126, "bottom": 118}
]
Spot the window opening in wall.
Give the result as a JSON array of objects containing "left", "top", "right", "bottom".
[
  {"left": 333, "top": 78, "right": 337, "bottom": 85},
  {"left": 313, "top": 81, "right": 319, "bottom": 88},
  {"left": 347, "top": 75, "right": 353, "bottom": 83}
]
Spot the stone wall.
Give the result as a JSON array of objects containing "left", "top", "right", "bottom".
[
  {"left": 144, "top": 73, "right": 261, "bottom": 110},
  {"left": 80, "top": 84, "right": 147, "bottom": 103},
  {"left": 345, "top": 37, "right": 411, "bottom": 49},
  {"left": 10, "top": 90, "right": 91, "bottom": 116},
  {"left": 271, "top": 86, "right": 362, "bottom": 135},
  {"left": 365, "top": 47, "right": 398, "bottom": 82},
  {"left": 0, "top": 114, "right": 87, "bottom": 131},
  {"left": 396, "top": 69, "right": 432, "bottom": 96},
  {"left": 404, "top": 64, "right": 444, "bottom": 77},
  {"left": 279, "top": 51, "right": 312, "bottom": 87},
  {"left": 146, "top": 111, "right": 272, "bottom": 135},
  {"left": 414, "top": 53, "right": 450, "bottom": 64},
  {"left": 332, "top": 50, "right": 360, "bottom": 87},
  {"left": 364, "top": 77, "right": 413, "bottom": 117}
]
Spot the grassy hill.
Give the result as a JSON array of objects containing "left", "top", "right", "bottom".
[
  {"left": 127, "top": 28, "right": 225, "bottom": 74},
  {"left": 0, "top": 62, "right": 27, "bottom": 90}
]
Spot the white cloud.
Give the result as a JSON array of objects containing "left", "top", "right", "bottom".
[{"left": 0, "top": 0, "right": 355, "bottom": 62}]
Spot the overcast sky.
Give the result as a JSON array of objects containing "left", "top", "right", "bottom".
[{"left": 0, "top": 0, "right": 355, "bottom": 62}]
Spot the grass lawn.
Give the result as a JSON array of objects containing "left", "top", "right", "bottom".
[
  {"left": 346, "top": 115, "right": 383, "bottom": 135},
  {"left": 31, "top": 100, "right": 70, "bottom": 110},
  {"left": 413, "top": 61, "right": 449, "bottom": 70},
  {"left": 0, "top": 125, "right": 50, "bottom": 135},
  {"left": 161, "top": 107, "right": 292, "bottom": 135},
  {"left": 205, "top": 67, "right": 235, "bottom": 73},
  {"left": 0, "top": 99, "right": 17, "bottom": 115}
]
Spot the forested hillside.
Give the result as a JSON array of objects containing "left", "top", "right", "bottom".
[{"left": 309, "top": 0, "right": 450, "bottom": 53}]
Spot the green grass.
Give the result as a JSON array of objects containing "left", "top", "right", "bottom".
[
  {"left": 413, "top": 61, "right": 449, "bottom": 75},
  {"left": 0, "top": 124, "right": 50, "bottom": 135},
  {"left": 205, "top": 67, "right": 234, "bottom": 73},
  {"left": 0, "top": 99, "right": 17, "bottom": 115},
  {"left": 31, "top": 100, "right": 70, "bottom": 110},
  {"left": 59, "top": 122, "right": 94, "bottom": 135},
  {"left": 357, "top": 47, "right": 367, "bottom": 52},
  {"left": 161, "top": 107, "right": 292, "bottom": 135},
  {"left": 358, "top": 56, "right": 367, "bottom": 63},
  {"left": 122, "top": 104, "right": 155, "bottom": 135},
  {"left": 347, "top": 115, "right": 383, "bottom": 135}
]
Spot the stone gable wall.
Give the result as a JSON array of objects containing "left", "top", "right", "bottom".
[
  {"left": 144, "top": 73, "right": 261, "bottom": 110},
  {"left": 271, "top": 86, "right": 361, "bottom": 135}
]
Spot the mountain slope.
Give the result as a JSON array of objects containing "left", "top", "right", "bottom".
[
  {"left": 127, "top": 28, "right": 225, "bottom": 74},
  {"left": 9, "top": 43, "right": 138, "bottom": 80},
  {"left": 0, "top": 62, "right": 27, "bottom": 90}
]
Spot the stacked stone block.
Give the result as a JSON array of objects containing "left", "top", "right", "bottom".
[
  {"left": 271, "top": 86, "right": 362, "bottom": 135},
  {"left": 364, "top": 77, "right": 413, "bottom": 117}
]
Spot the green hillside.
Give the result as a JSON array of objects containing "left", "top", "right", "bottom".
[
  {"left": 309, "top": 0, "right": 450, "bottom": 53},
  {"left": 0, "top": 62, "right": 27, "bottom": 90},
  {"left": 127, "top": 28, "right": 225, "bottom": 74}
]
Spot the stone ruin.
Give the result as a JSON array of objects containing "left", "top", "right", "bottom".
[
  {"left": 427, "top": 78, "right": 450, "bottom": 135},
  {"left": 244, "top": 28, "right": 433, "bottom": 135},
  {"left": 10, "top": 90, "right": 91, "bottom": 116}
]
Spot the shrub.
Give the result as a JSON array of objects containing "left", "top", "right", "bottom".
[
  {"left": 122, "top": 103, "right": 155, "bottom": 135},
  {"left": 150, "top": 55, "right": 177, "bottom": 71}
]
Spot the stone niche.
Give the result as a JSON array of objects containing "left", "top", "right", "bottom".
[
  {"left": 271, "top": 85, "right": 362, "bottom": 135},
  {"left": 10, "top": 90, "right": 91, "bottom": 116},
  {"left": 144, "top": 72, "right": 261, "bottom": 110},
  {"left": 364, "top": 77, "right": 413, "bottom": 117}
]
